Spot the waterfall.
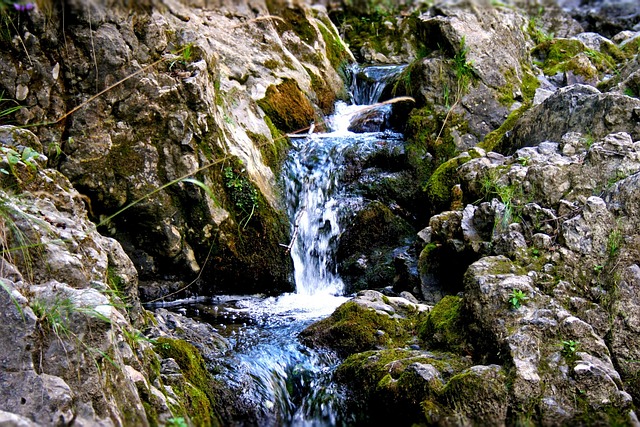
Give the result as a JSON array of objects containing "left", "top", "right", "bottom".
[
  {"left": 350, "top": 64, "right": 407, "bottom": 106},
  {"left": 284, "top": 65, "right": 407, "bottom": 298},
  {"left": 162, "top": 64, "right": 408, "bottom": 426}
]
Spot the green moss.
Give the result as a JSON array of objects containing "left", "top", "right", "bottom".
[
  {"left": 479, "top": 101, "right": 531, "bottom": 152},
  {"left": 248, "top": 129, "right": 291, "bottom": 174},
  {"left": 263, "top": 59, "right": 280, "bottom": 70},
  {"left": 621, "top": 37, "right": 640, "bottom": 57},
  {"left": 316, "top": 21, "right": 352, "bottom": 79},
  {"left": 337, "top": 348, "right": 469, "bottom": 390},
  {"left": 301, "top": 301, "right": 416, "bottom": 357},
  {"left": 154, "top": 338, "right": 220, "bottom": 427},
  {"left": 142, "top": 401, "right": 159, "bottom": 427},
  {"left": 532, "top": 39, "right": 617, "bottom": 79},
  {"left": 306, "top": 67, "right": 340, "bottom": 113},
  {"left": 418, "top": 295, "right": 467, "bottom": 352},
  {"left": 440, "top": 367, "right": 508, "bottom": 424},
  {"left": 336, "top": 348, "right": 471, "bottom": 424},
  {"left": 257, "top": 78, "right": 316, "bottom": 133},
  {"left": 424, "top": 155, "right": 470, "bottom": 208}
]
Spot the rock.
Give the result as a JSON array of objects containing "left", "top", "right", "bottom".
[
  {"left": 347, "top": 105, "right": 392, "bottom": 133},
  {"left": 334, "top": 348, "right": 472, "bottom": 425},
  {"left": 463, "top": 255, "right": 634, "bottom": 424},
  {"left": 0, "top": 0, "right": 353, "bottom": 297},
  {"left": 299, "top": 290, "right": 429, "bottom": 357},
  {"left": 337, "top": 201, "right": 417, "bottom": 294},
  {"left": 500, "top": 85, "right": 640, "bottom": 154}
]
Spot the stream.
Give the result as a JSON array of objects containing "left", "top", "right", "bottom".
[{"left": 160, "top": 64, "right": 407, "bottom": 426}]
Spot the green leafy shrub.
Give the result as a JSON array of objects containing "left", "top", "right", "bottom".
[{"left": 508, "top": 289, "right": 528, "bottom": 310}]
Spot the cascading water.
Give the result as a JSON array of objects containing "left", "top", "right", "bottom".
[
  {"left": 350, "top": 64, "right": 407, "bottom": 106},
  {"left": 161, "top": 64, "right": 407, "bottom": 426}
]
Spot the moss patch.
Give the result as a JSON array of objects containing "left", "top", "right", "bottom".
[
  {"left": 257, "top": 79, "right": 316, "bottom": 133},
  {"left": 154, "top": 338, "right": 221, "bottom": 427},
  {"left": 532, "top": 38, "right": 617, "bottom": 79},
  {"left": 300, "top": 301, "right": 416, "bottom": 357},
  {"left": 424, "top": 155, "right": 470, "bottom": 209},
  {"left": 316, "top": 21, "right": 351, "bottom": 83},
  {"left": 479, "top": 101, "right": 531, "bottom": 153},
  {"left": 418, "top": 295, "right": 468, "bottom": 352}
]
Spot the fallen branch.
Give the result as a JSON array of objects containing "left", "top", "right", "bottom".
[{"left": 279, "top": 209, "right": 304, "bottom": 254}]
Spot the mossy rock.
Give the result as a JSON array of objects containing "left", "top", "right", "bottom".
[
  {"left": 418, "top": 295, "right": 468, "bottom": 353},
  {"left": 439, "top": 365, "right": 509, "bottom": 425},
  {"left": 335, "top": 348, "right": 471, "bottom": 425},
  {"left": 299, "top": 301, "right": 414, "bottom": 357},
  {"left": 257, "top": 79, "right": 316, "bottom": 134},
  {"left": 424, "top": 154, "right": 471, "bottom": 209},
  {"left": 154, "top": 337, "right": 221, "bottom": 427},
  {"left": 532, "top": 38, "right": 617, "bottom": 79}
]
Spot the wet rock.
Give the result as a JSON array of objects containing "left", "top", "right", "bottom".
[
  {"left": 300, "top": 290, "right": 429, "bottom": 357},
  {"left": 347, "top": 105, "right": 392, "bottom": 133},
  {"left": 337, "top": 201, "right": 417, "bottom": 294}
]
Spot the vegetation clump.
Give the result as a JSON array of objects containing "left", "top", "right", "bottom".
[
  {"left": 257, "top": 79, "right": 316, "bottom": 133},
  {"left": 154, "top": 337, "right": 222, "bottom": 427},
  {"left": 418, "top": 295, "right": 468, "bottom": 352}
]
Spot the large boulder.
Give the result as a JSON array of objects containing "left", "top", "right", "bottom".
[
  {"left": 498, "top": 85, "right": 640, "bottom": 154},
  {"left": 336, "top": 202, "right": 418, "bottom": 294},
  {"left": 0, "top": 127, "right": 228, "bottom": 426}
]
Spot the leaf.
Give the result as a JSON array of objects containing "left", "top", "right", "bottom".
[{"left": 181, "top": 178, "right": 216, "bottom": 201}]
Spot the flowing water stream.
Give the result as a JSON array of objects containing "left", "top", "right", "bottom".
[{"left": 162, "top": 65, "right": 406, "bottom": 425}]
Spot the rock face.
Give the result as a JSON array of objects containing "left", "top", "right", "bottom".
[
  {"left": 0, "top": 126, "right": 204, "bottom": 426},
  {"left": 0, "top": 0, "right": 352, "bottom": 298},
  {"left": 499, "top": 85, "right": 640, "bottom": 153}
]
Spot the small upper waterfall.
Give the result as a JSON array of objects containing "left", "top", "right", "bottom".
[{"left": 350, "top": 64, "right": 407, "bottom": 105}]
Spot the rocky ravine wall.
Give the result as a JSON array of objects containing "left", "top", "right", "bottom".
[{"left": 0, "top": 0, "right": 352, "bottom": 298}]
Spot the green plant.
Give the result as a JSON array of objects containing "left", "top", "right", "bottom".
[
  {"left": 0, "top": 145, "right": 40, "bottom": 177},
  {"left": 453, "top": 37, "right": 474, "bottom": 83},
  {"left": 166, "top": 417, "right": 188, "bottom": 427},
  {"left": 123, "top": 327, "right": 156, "bottom": 346},
  {"left": 30, "top": 296, "right": 74, "bottom": 338},
  {"left": 169, "top": 43, "right": 194, "bottom": 71},
  {"left": 31, "top": 295, "right": 111, "bottom": 339},
  {"left": 561, "top": 339, "right": 579, "bottom": 358},
  {"left": 488, "top": 181, "right": 522, "bottom": 229},
  {"left": 607, "top": 227, "right": 623, "bottom": 258},
  {"left": 223, "top": 165, "right": 258, "bottom": 229},
  {"left": 0, "top": 91, "right": 21, "bottom": 123},
  {"left": 526, "top": 17, "right": 554, "bottom": 45},
  {"left": 508, "top": 289, "right": 529, "bottom": 309},
  {"left": 623, "top": 87, "right": 637, "bottom": 98}
]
